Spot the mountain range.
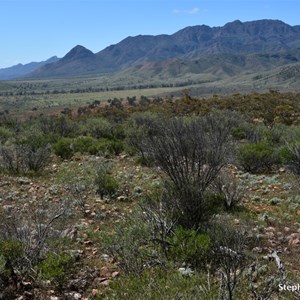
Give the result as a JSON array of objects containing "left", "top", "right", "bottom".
[
  {"left": 0, "top": 56, "right": 59, "bottom": 80},
  {"left": 1, "top": 19, "right": 300, "bottom": 86}
]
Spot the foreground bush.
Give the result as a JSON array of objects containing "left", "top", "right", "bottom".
[
  {"left": 128, "top": 111, "right": 236, "bottom": 228},
  {"left": 0, "top": 201, "right": 69, "bottom": 297}
]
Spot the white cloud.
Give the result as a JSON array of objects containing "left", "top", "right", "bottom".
[
  {"left": 187, "top": 7, "right": 200, "bottom": 14},
  {"left": 172, "top": 8, "right": 181, "bottom": 14},
  {"left": 172, "top": 7, "right": 202, "bottom": 15}
]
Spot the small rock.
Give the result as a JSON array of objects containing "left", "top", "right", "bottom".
[
  {"left": 83, "top": 240, "right": 93, "bottom": 245},
  {"left": 289, "top": 238, "right": 300, "bottom": 245},
  {"left": 178, "top": 267, "right": 194, "bottom": 276},
  {"left": 99, "top": 279, "right": 111, "bottom": 286},
  {"left": 265, "top": 227, "right": 276, "bottom": 232},
  {"left": 269, "top": 240, "right": 278, "bottom": 246},
  {"left": 265, "top": 231, "right": 274, "bottom": 238},
  {"left": 17, "top": 177, "right": 31, "bottom": 185},
  {"left": 49, "top": 186, "right": 59, "bottom": 195},
  {"left": 65, "top": 292, "right": 82, "bottom": 300},
  {"left": 92, "top": 289, "right": 99, "bottom": 297},
  {"left": 101, "top": 266, "right": 111, "bottom": 277},
  {"left": 112, "top": 271, "right": 120, "bottom": 278},
  {"left": 252, "top": 247, "right": 263, "bottom": 253},
  {"left": 100, "top": 254, "right": 110, "bottom": 261},
  {"left": 21, "top": 281, "right": 33, "bottom": 290}
]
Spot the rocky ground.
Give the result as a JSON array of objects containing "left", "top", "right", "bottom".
[{"left": 0, "top": 154, "right": 300, "bottom": 299}]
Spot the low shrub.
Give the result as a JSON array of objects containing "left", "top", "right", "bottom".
[
  {"left": 53, "top": 138, "right": 74, "bottom": 159},
  {"left": 238, "top": 142, "right": 280, "bottom": 173},
  {"left": 80, "top": 117, "right": 113, "bottom": 139},
  {"left": 95, "top": 174, "right": 119, "bottom": 198},
  {"left": 231, "top": 127, "right": 246, "bottom": 140},
  {"left": 38, "top": 252, "right": 73, "bottom": 289},
  {"left": 168, "top": 227, "right": 210, "bottom": 268},
  {"left": 280, "top": 141, "right": 300, "bottom": 176},
  {"left": 72, "top": 136, "right": 98, "bottom": 154},
  {"left": 96, "top": 139, "right": 124, "bottom": 156},
  {"left": 0, "top": 143, "right": 52, "bottom": 174},
  {"left": 0, "top": 200, "right": 69, "bottom": 296},
  {"left": 100, "top": 219, "right": 156, "bottom": 275},
  {"left": 212, "top": 170, "right": 245, "bottom": 210},
  {"left": 94, "top": 161, "right": 119, "bottom": 199}
]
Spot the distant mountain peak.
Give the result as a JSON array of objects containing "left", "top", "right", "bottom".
[
  {"left": 226, "top": 19, "right": 243, "bottom": 26},
  {"left": 62, "top": 45, "right": 94, "bottom": 61}
]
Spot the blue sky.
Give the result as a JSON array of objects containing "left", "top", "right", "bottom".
[{"left": 0, "top": 0, "right": 299, "bottom": 68}]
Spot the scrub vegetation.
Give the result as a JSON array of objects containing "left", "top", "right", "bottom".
[{"left": 0, "top": 89, "right": 300, "bottom": 299}]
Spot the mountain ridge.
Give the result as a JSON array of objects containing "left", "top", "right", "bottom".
[
  {"left": 0, "top": 56, "right": 59, "bottom": 80},
  {"left": 2, "top": 19, "right": 300, "bottom": 83}
]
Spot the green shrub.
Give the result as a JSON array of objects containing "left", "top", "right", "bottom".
[
  {"left": 72, "top": 136, "right": 98, "bottom": 154},
  {"left": 81, "top": 117, "right": 113, "bottom": 139},
  {"left": 38, "top": 252, "right": 73, "bottom": 287},
  {"left": 0, "top": 239, "right": 23, "bottom": 266},
  {"left": 96, "top": 139, "right": 124, "bottom": 156},
  {"left": 231, "top": 127, "right": 246, "bottom": 140},
  {"left": 20, "top": 131, "right": 58, "bottom": 149},
  {"left": 95, "top": 174, "right": 119, "bottom": 198},
  {"left": 238, "top": 142, "right": 280, "bottom": 173},
  {"left": 0, "top": 239, "right": 23, "bottom": 292},
  {"left": 168, "top": 227, "right": 210, "bottom": 267},
  {"left": 94, "top": 161, "right": 119, "bottom": 199},
  {"left": 53, "top": 138, "right": 74, "bottom": 159}
]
